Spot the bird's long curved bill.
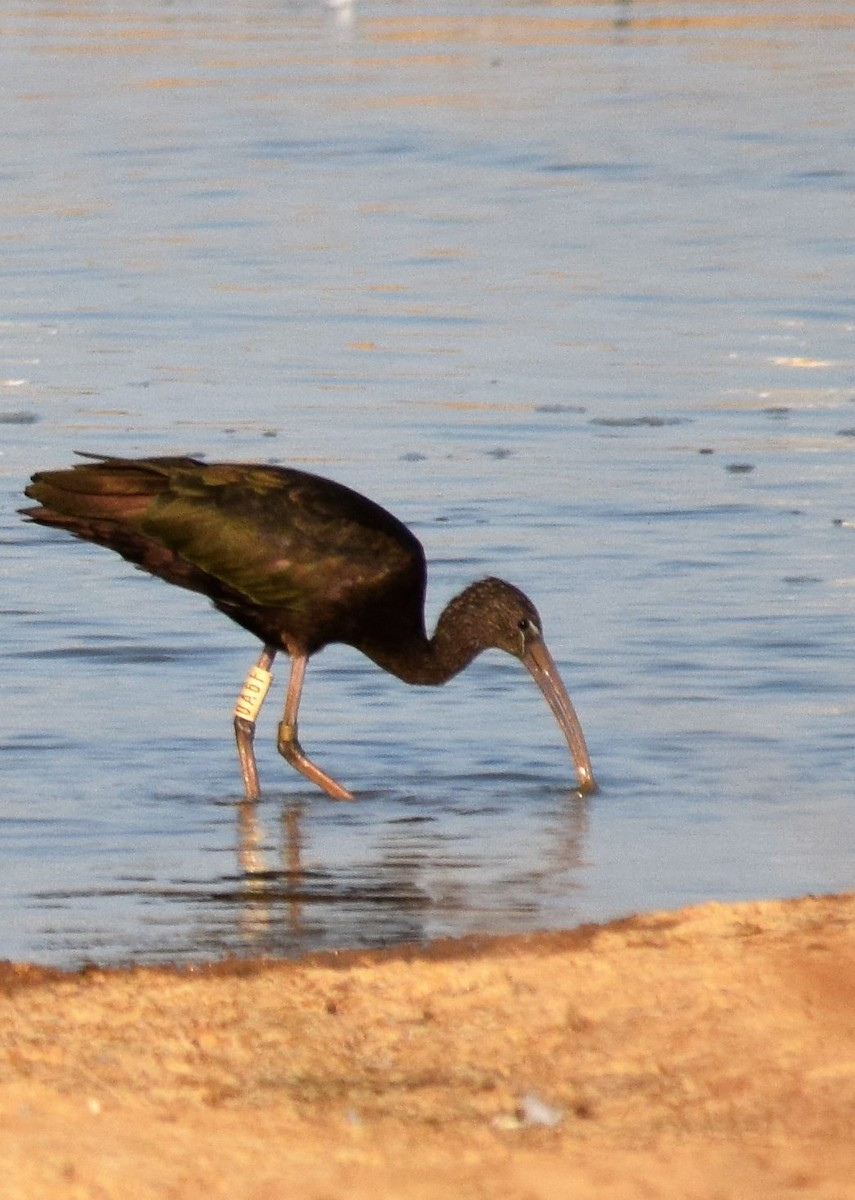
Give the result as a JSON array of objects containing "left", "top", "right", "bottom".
[{"left": 523, "top": 639, "right": 596, "bottom": 794}]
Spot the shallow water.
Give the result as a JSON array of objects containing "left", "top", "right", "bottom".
[{"left": 1, "top": 0, "right": 853, "bottom": 967}]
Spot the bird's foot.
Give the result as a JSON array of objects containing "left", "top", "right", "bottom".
[{"left": 277, "top": 721, "right": 354, "bottom": 802}]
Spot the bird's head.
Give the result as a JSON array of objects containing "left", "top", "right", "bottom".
[
  {"left": 448, "top": 578, "right": 596, "bottom": 794},
  {"left": 442, "top": 577, "right": 540, "bottom": 657}
]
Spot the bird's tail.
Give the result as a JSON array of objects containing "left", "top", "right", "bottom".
[{"left": 20, "top": 454, "right": 202, "bottom": 528}]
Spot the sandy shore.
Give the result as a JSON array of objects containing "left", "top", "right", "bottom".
[{"left": 1, "top": 892, "right": 853, "bottom": 1199}]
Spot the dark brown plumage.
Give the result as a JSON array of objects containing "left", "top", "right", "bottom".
[{"left": 22, "top": 454, "right": 595, "bottom": 799}]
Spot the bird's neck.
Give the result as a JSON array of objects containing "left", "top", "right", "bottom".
[{"left": 359, "top": 586, "right": 485, "bottom": 686}]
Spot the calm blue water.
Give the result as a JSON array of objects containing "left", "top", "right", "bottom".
[{"left": 1, "top": 0, "right": 853, "bottom": 967}]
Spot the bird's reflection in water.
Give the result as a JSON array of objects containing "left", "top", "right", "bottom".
[
  {"left": 552, "top": 791, "right": 589, "bottom": 880},
  {"left": 236, "top": 799, "right": 305, "bottom": 946},
  {"left": 230, "top": 785, "right": 593, "bottom": 957}
]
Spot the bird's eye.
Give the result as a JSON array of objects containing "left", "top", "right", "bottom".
[{"left": 517, "top": 618, "right": 530, "bottom": 631}]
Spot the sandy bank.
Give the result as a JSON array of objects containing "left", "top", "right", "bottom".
[{"left": 1, "top": 892, "right": 853, "bottom": 1199}]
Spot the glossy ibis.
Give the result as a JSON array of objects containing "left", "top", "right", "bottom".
[{"left": 22, "top": 455, "right": 596, "bottom": 800}]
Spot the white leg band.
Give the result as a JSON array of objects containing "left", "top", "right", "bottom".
[{"left": 234, "top": 666, "right": 273, "bottom": 722}]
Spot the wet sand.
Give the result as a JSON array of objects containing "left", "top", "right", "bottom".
[{"left": 1, "top": 892, "right": 853, "bottom": 1199}]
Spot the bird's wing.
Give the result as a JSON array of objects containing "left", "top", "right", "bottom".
[
  {"left": 24, "top": 456, "right": 427, "bottom": 628},
  {"left": 137, "top": 462, "right": 426, "bottom": 615}
]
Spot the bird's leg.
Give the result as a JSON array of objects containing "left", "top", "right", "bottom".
[
  {"left": 233, "top": 645, "right": 277, "bottom": 801},
  {"left": 277, "top": 652, "right": 354, "bottom": 801}
]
